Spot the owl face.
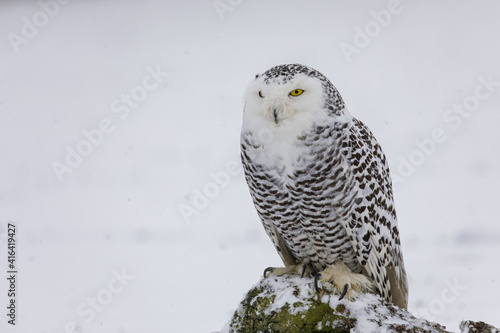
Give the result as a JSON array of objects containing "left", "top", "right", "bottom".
[{"left": 242, "top": 72, "right": 327, "bottom": 138}]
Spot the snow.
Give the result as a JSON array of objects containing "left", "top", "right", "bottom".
[{"left": 1, "top": 1, "right": 500, "bottom": 332}]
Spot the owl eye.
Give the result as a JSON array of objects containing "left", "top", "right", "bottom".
[
  {"left": 289, "top": 89, "right": 304, "bottom": 96},
  {"left": 258, "top": 91, "right": 264, "bottom": 98}
]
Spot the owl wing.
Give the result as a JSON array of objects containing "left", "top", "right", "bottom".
[
  {"left": 340, "top": 117, "right": 408, "bottom": 308},
  {"left": 240, "top": 135, "right": 299, "bottom": 268},
  {"left": 262, "top": 219, "right": 299, "bottom": 267}
]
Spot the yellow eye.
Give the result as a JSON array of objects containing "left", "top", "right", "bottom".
[
  {"left": 258, "top": 91, "right": 264, "bottom": 98},
  {"left": 289, "top": 89, "right": 304, "bottom": 96}
]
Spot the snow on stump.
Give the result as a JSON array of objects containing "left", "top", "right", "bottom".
[
  {"left": 221, "top": 275, "right": 451, "bottom": 333},
  {"left": 460, "top": 321, "right": 500, "bottom": 333}
]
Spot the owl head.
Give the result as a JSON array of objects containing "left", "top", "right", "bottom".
[{"left": 242, "top": 64, "right": 350, "bottom": 140}]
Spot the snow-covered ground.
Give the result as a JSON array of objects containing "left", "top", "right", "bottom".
[{"left": 1, "top": 1, "right": 499, "bottom": 332}]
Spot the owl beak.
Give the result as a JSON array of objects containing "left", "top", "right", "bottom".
[{"left": 273, "top": 108, "right": 279, "bottom": 124}]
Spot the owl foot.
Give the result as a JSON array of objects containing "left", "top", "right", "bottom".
[
  {"left": 263, "top": 263, "right": 311, "bottom": 278},
  {"left": 313, "top": 261, "right": 373, "bottom": 301}
]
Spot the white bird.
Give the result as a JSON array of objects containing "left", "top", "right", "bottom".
[{"left": 240, "top": 64, "right": 408, "bottom": 308}]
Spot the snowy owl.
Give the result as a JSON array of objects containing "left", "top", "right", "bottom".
[{"left": 240, "top": 64, "right": 408, "bottom": 309}]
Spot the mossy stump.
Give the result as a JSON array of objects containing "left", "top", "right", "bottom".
[{"left": 221, "top": 276, "right": 453, "bottom": 333}]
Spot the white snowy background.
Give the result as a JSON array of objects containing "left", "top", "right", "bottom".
[{"left": 1, "top": 1, "right": 499, "bottom": 332}]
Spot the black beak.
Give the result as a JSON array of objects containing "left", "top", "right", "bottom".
[{"left": 273, "top": 108, "right": 278, "bottom": 124}]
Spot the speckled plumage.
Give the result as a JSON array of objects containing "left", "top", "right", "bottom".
[{"left": 240, "top": 64, "right": 408, "bottom": 308}]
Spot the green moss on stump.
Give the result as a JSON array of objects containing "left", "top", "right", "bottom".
[{"left": 229, "top": 280, "right": 355, "bottom": 333}]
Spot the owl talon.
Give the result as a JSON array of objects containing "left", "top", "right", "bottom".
[
  {"left": 301, "top": 264, "right": 307, "bottom": 278},
  {"left": 263, "top": 263, "right": 310, "bottom": 277},
  {"left": 339, "top": 284, "right": 349, "bottom": 301},
  {"left": 263, "top": 267, "right": 274, "bottom": 278},
  {"left": 314, "top": 273, "right": 322, "bottom": 293},
  {"left": 315, "top": 262, "right": 373, "bottom": 301}
]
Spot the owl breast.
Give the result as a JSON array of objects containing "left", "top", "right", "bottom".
[{"left": 241, "top": 121, "right": 362, "bottom": 274}]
